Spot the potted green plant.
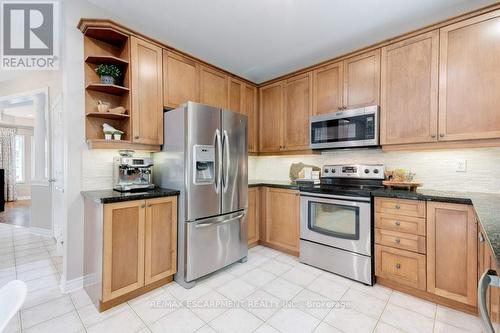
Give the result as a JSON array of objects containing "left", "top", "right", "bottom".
[
  {"left": 95, "top": 64, "right": 121, "bottom": 85},
  {"left": 113, "top": 130, "right": 124, "bottom": 141}
]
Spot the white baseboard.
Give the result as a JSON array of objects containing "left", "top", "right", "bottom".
[
  {"left": 17, "top": 196, "right": 31, "bottom": 200},
  {"left": 60, "top": 274, "right": 83, "bottom": 294},
  {"left": 29, "top": 226, "right": 53, "bottom": 237}
]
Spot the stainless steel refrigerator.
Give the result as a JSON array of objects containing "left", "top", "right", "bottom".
[{"left": 154, "top": 102, "right": 248, "bottom": 288}]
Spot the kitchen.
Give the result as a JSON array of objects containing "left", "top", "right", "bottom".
[{"left": 2, "top": 0, "right": 500, "bottom": 333}]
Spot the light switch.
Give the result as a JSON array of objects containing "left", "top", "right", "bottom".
[{"left": 456, "top": 159, "right": 467, "bottom": 172}]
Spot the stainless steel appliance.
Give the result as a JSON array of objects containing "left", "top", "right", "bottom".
[
  {"left": 300, "top": 164, "right": 385, "bottom": 285},
  {"left": 155, "top": 102, "right": 248, "bottom": 288},
  {"left": 113, "top": 152, "right": 155, "bottom": 192},
  {"left": 478, "top": 267, "right": 500, "bottom": 332},
  {"left": 309, "top": 105, "right": 379, "bottom": 150}
]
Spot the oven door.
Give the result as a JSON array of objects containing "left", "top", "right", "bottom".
[
  {"left": 300, "top": 193, "right": 371, "bottom": 256},
  {"left": 309, "top": 106, "right": 378, "bottom": 149}
]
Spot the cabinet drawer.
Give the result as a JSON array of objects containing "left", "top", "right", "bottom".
[
  {"left": 375, "top": 245, "right": 426, "bottom": 291},
  {"left": 375, "top": 213, "right": 426, "bottom": 236},
  {"left": 375, "top": 228, "right": 426, "bottom": 254},
  {"left": 375, "top": 198, "right": 426, "bottom": 218}
]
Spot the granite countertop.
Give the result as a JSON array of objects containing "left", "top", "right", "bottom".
[
  {"left": 81, "top": 187, "right": 180, "bottom": 204},
  {"left": 372, "top": 188, "right": 500, "bottom": 266},
  {"left": 248, "top": 179, "right": 300, "bottom": 190}
]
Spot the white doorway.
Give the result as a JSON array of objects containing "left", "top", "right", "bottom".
[{"left": 0, "top": 88, "right": 57, "bottom": 239}]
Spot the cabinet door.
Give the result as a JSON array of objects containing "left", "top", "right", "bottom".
[
  {"left": 439, "top": 10, "right": 500, "bottom": 141},
  {"left": 144, "top": 197, "right": 177, "bottom": 285},
  {"left": 313, "top": 61, "right": 343, "bottom": 115},
  {"left": 284, "top": 73, "right": 312, "bottom": 151},
  {"left": 427, "top": 202, "right": 477, "bottom": 305},
  {"left": 200, "top": 66, "right": 228, "bottom": 109},
  {"left": 228, "top": 78, "right": 243, "bottom": 113},
  {"left": 343, "top": 49, "right": 381, "bottom": 109},
  {"left": 103, "top": 200, "right": 145, "bottom": 302},
  {"left": 259, "top": 82, "right": 283, "bottom": 152},
  {"left": 247, "top": 187, "right": 259, "bottom": 245},
  {"left": 163, "top": 50, "right": 199, "bottom": 108},
  {"left": 131, "top": 37, "right": 163, "bottom": 145},
  {"left": 244, "top": 84, "right": 258, "bottom": 153},
  {"left": 265, "top": 187, "right": 299, "bottom": 253},
  {"left": 381, "top": 31, "right": 439, "bottom": 145}
]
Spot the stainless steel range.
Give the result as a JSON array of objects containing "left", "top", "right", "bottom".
[{"left": 299, "top": 164, "right": 385, "bottom": 285}]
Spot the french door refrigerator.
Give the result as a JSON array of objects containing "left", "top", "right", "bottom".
[{"left": 155, "top": 102, "right": 248, "bottom": 288}]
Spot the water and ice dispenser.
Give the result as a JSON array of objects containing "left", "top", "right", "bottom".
[{"left": 193, "top": 145, "right": 215, "bottom": 184}]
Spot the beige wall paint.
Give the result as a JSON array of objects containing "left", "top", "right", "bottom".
[{"left": 249, "top": 148, "right": 500, "bottom": 193}]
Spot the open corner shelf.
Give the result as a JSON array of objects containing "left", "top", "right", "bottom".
[
  {"left": 86, "top": 112, "right": 130, "bottom": 120},
  {"left": 87, "top": 139, "right": 161, "bottom": 152},
  {"left": 85, "top": 55, "right": 129, "bottom": 66},
  {"left": 84, "top": 27, "right": 128, "bottom": 46},
  {"left": 86, "top": 83, "right": 130, "bottom": 95}
]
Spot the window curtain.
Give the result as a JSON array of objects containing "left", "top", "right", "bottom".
[{"left": 0, "top": 128, "right": 17, "bottom": 201}]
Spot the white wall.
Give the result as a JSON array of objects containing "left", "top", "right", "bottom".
[{"left": 249, "top": 147, "right": 500, "bottom": 193}]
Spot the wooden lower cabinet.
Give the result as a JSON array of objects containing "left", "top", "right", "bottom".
[
  {"left": 427, "top": 202, "right": 477, "bottom": 306},
  {"left": 263, "top": 187, "right": 300, "bottom": 254},
  {"left": 247, "top": 187, "right": 260, "bottom": 246},
  {"left": 99, "top": 197, "right": 177, "bottom": 308}
]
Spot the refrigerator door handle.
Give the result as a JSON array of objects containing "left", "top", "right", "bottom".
[
  {"left": 478, "top": 269, "right": 499, "bottom": 333},
  {"left": 195, "top": 213, "right": 245, "bottom": 228},
  {"left": 214, "top": 129, "right": 222, "bottom": 194},
  {"left": 222, "top": 130, "right": 230, "bottom": 193}
]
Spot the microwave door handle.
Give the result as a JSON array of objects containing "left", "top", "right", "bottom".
[
  {"left": 214, "top": 129, "right": 222, "bottom": 194},
  {"left": 222, "top": 130, "right": 230, "bottom": 193},
  {"left": 478, "top": 269, "right": 498, "bottom": 333}
]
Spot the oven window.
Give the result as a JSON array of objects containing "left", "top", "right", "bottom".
[
  {"left": 311, "top": 115, "right": 374, "bottom": 144},
  {"left": 308, "top": 201, "right": 360, "bottom": 240}
]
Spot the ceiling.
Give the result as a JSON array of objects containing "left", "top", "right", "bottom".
[{"left": 88, "top": 0, "right": 496, "bottom": 83}]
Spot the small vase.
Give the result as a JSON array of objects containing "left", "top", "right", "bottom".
[
  {"left": 113, "top": 133, "right": 122, "bottom": 141},
  {"left": 104, "top": 133, "right": 112, "bottom": 140},
  {"left": 100, "top": 75, "right": 115, "bottom": 85}
]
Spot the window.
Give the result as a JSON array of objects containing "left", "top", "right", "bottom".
[{"left": 15, "top": 135, "right": 25, "bottom": 183}]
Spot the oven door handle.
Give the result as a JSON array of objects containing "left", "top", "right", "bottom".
[{"left": 300, "top": 194, "right": 371, "bottom": 206}]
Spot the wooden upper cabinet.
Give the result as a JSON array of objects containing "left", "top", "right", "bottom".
[
  {"left": 259, "top": 82, "right": 283, "bottom": 152},
  {"left": 131, "top": 37, "right": 163, "bottom": 145},
  {"left": 228, "top": 78, "right": 244, "bottom": 113},
  {"left": 427, "top": 202, "right": 477, "bottom": 306},
  {"left": 313, "top": 61, "right": 343, "bottom": 115},
  {"left": 265, "top": 187, "right": 299, "bottom": 254},
  {"left": 343, "top": 49, "right": 381, "bottom": 109},
  {"left": 381, "top": 31, "right": 439, "bottom": 145},
  {"left": 163, "top": 50, "right": 199, "bottom": 108},
  {"left": 284, "top": 73, "right": 312, "bottom": 150},
  {"left": 102, "top": 200, "right": 145, "bottom": 302},
  {"left": 244, "top": 85, "right": 258, "bottom": 153},
  {"left": 439, "top": 10, "right": 500, "bottom": 141},
  {"left": 144, "top": 197, "right": 177, "bottom": 285},
  {"left": 200, "top": 66, "right": 228, "bottom": 109}
]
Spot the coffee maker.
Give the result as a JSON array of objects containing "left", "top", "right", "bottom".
[{"left": 113, "top": 151, "right": 155, "bottom": 192}]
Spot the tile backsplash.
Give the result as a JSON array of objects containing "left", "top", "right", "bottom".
[
  {"left": 249, "top": 148, "right": 500, "bottom": 193},
  {"left": 83, "top": 147, "right": 500, "bottom": 193}
]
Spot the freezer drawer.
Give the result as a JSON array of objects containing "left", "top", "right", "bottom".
[{"left": 185, "top": 210, "right": 247, "bottom": 282}]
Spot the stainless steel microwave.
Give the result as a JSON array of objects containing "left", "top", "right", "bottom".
[{"left": 309, "top": 105, "right": 379, "bottom": 149}]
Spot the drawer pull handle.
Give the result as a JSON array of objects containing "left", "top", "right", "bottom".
[
  {"left": 395, "top": 204, "right": 401, "bottom": 209},
  {"left": 395, "top": 221, "right": 401, "bottom": 226},
  {"left": 395, "top": 263, "right": 401, "bottom": 269},
  {"left": 395, "top": 238, "right": 401, "bottom": 244}
]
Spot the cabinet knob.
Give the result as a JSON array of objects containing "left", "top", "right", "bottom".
[
  {"left": 147, "top": 204, "right": 152, "bottom": 208},
  {"left": 395, "top": 221, "right": 401, "bottom": 226},
  {"left": 395, "top": 204, "right": 401, "bottom": 209},
  {"left": 439, "top": 133, "right": 445, "bottom": 138},
  {"left": 431, "top": 134, "right": 436, "bottom": 138},
  {"left": 395, "top": 238, "right": 401, "bottom": 244},
  {"left": 395, "top": 263, "right": 401, "bottom": 269},
  {"left": 140, "top": 204, "right": 146, "bottom": 208},
  {"left": 134, "top": 135, "right": 139, "bottom": 139}
]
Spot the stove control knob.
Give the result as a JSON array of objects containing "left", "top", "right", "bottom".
[
  {"left": 364, "top": 169, "right": 370, "bottom": 174},
  {"left": 331, "top": 169, "right": 336, "bottom": 173},
  {"left": 324, "top": 169, "right": 329, "bottom": 174},
  {"left": 374, "top": 169, "right": 379, "bottom": 174}
]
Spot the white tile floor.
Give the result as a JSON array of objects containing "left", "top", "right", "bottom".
[{"left": 0, "top": 223, "right": 488, "bottom": 333}]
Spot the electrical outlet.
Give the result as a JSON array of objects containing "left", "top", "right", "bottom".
[{"left": 456, "top": 159, "right": 467, "bottom": 172}]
